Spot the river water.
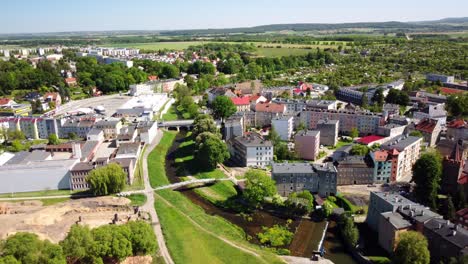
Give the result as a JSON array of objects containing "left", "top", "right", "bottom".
[{"left": 165, "top": 132, "right": 356, "bottom": 263}]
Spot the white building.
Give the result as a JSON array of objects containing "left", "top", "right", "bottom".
[
  {"left": 229, "top": 134, "right": 274, "bottom": 168},
  {"left": 138, "top": 121, "right": 158, "bottom": 144},
  {"left": 413, "top": 104, "right": 447, "bottom": 126},
  {"left": 129, "top": 83, "right": 155, "bottom": 96},
  {"left": 272, "top": 116, "right": 294, "bottom": 140},
  {"left": 382, "top": 135, "right": 422, "bottom": 182}
]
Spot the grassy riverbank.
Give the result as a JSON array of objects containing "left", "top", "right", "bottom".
[{"left": 148, "top": 131, "right": 177, "bottom": 187}]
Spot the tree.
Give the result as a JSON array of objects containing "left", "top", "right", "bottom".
[
  {"left": 296, "top": 122, "right": 306, "bottom": 133},
  {"left": 409, "top": 130, "right": 423, "bottom": 138},
  {"left": 257, "top": 224, "right": 293, "bottom": 247},
  {"left": 211, "top": 96, "right": 236, "bottom": 120},
  {"left": 60, "top": 225, "right": 94, "bottom": 264},
  {"left": 127, "top": 221, "right": 157, "bottom": 255},
  {"left": 267, "top": 127, "right": 281, "bottom": 147},
  {"left": 338, "top": 214, "right": 359, "bottom": 248},
  {"left": 192, "top": 114, "right": 218, "bottom": 138},
  {"left": 393, "top": 231, "right": 430, "bottom": 264},
  {"left": 8, "top": 130, "right": 25, "bottom": 141},
  {"left": 91, "top": 225, "right": 132, "bottom": 262},
  {"left": 455, "top": 186, "right": 466, "bottom": 210},
  {"left": 446, "top": 94, "right": 468, "bottom": 117},
  {"left": 196, "top": 135, "right": 230, "bottom": 170},
  {"left": 48, "top": 133, "right": 60, "bottom": 145},
  {"left": 446, "top": 195, "right": 456, "bottom": 220},
  {"left": 412, "top": 152, "right": 442, "bottom": 209},
  {"left": 243, "top": 170, "right": 277, "bottom": 208},
  {"left": 372, "top": 87, "right": 385, "bottom": 107},
  {"left": 68, "top": 132, "right": 78, "bottom": 140},
  {"left": 285, "top": 191, "right": 314, "bottom": 216},
  {"left": 86, "top": 163, "right": 127, "bottom": 196},
  {"left": 361, "top": 93, "right": 368, "bottom": 108},
  {"left": 10, "top": 140, "right": 25, "bottom": 152},
  {"left": 2, "top": 232, "right": 66, "bottom": 264},
  {"left": 350, "top": 144, "right": 370, "bottom": 156},
  {"left": 350, "top": 127, "right": 359, "bottom": 138}
]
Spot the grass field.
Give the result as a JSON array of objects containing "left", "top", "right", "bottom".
[
  {"left": 255, "top": 47, "right": 312, "bottom": 57},
  {"left": 127, "top": 194, "right": 147, "bottom": 206},
  {"left": 148, "top": 131, "right": 177, "bottom": 188},
  {"left": 0, "top": 189, "right": 79, "bottom": 199},
  {"left": 106, "top": 41, "right": 207, "bottom": 50},
  {"left": 161, "top": 105, "right": 180, "bottom": 121}
]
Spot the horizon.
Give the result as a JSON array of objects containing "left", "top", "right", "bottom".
[{"left": 2, "top": 0, "right": 468, "bottom": 34}]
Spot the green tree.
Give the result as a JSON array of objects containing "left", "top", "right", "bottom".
[
  {"left": 296, "top": 122, "right": 306, "bottom": 133},
  {"left": 350, "top": 127, "right": 359, "bottom": 138},
  {"left": 211, "top": 96, "right": 236, "bottom": 120},
  {"left": 243, "top": 170, "right": 277, "bottom": 208},
  {"left": 127, "top": 221, "right": 157, "bottom": 255},
  {"left": 372, "top": 87, "right": 385, "bottom": 107},
  {"left": 446, "top": 195, "right": 456, "bottom": 220},
  {"left": 68, "top": 132, "right": 78, "bottom": 140},
  {"left": 285, "top": 191, "right": 314, "bottom": 216},
  {"left": 8, "top": 130, "right": 25, "bottom": 141},
  {"left": 446, "top": 94, "right": 468, "bottom": 117},
  {"left": 91, "top": 225, "right": 132, "bottom": 261},
  {"left": 409, "top": 131, "right": 423, "bottom": 138},
  {"left": 196, "top": 135, "right": 230, "bottom": 170},
  {"left": 60, "top": 225, "right": 94, "bottom": 264},
  {"left": 393, "top": 231, "right": 430, "bottom": 264},
  {"left": 257, "top": 224, "right": 293, "bottom": 247},
  {"left": 10, "top": 140, "right": 25, "bottom": 152},
  {"left": 192, "top": 114, "right": 218, "bottom": 138},
  {"left": 412, "top": 152, "right": 442, "bottom": 209},
  {"left": 86, "top": 163, "right": 127, "bottom": 196},
  {"left": 338, "top": 214, "right": 359, "bottom": 248},
  {"left": 350, "top": 144, "right": 370, "bottom": 156},
  {"left": 0, "top": 255, "right": 21, "bottom": 264},
  {"left": 361, "top": 93, "right": 368, "bottom": 108},
  {"left": 48, "top": 133, "right": 60, "bottom": 145}
]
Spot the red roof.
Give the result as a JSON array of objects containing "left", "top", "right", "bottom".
[
  {"left": 373, "top": 150, "right": 389, "bottom": 161},
  {"left": 456, "top": 208, "right": 468, "bottom": 219},
  {"left": 298, "top": 82, "right": 313, "bottom": 91},
  {"left": 388, "top": 149, "right": 400, "bottom": 156},
  {"left": 230, "top": 97, "right": 250, "bottom": 106},
  {"left": 439, "top": 87, "right": 466, "bottom": 95},
  {"left": 415, "top": 118, "right": 438, "bottom": 133},
  {"left": 356, "top": 135, "right": 384, "bottom": 145},
  {"left": 447, "top": 119, "right": 467, "bottom": 129},
  {"left": 44, "top": 92, "right": 60, "bottom": 101},
  {"left": 255, "top": 102, "right": 285, "bottom": 113},
  {"left": 65, "top": 77, "right": 76, "bottom": 83},
  {"left": 148, "top": 75, "right": 158, "bottom": 81},
  {"left": 0, "top": 98, "right": 13, "bottom": 105},
  {"left": 293, "top": 89, "right": 303, "bottom": 94}
]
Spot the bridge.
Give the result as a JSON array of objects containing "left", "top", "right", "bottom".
[
  {"left": 153, "top": 178, "right": 232, "bottom": 191},
  {"left": 158, "top": 120, "right": 194, "bottom": 131}
]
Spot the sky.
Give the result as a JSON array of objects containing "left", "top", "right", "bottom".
[{"left": 1, "top": 0, "right": 467, "bottom": 34}]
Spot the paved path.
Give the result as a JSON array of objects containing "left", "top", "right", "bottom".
[{"left": 140, "top": 131, "right": 175, "bottom": 264}]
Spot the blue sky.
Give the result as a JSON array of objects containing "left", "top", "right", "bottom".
[{"left": 1, "top": 0, "right": 467, "bottom": 33}]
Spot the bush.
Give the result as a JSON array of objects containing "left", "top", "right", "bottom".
[{"left": 257, "top": 224, "right": 293, "bottom": 247}]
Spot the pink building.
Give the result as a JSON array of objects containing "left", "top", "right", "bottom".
[{"left": 295, "top": 130, "right": 320, "bottom": 160}]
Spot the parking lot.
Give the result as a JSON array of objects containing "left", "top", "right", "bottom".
[{"left": 53, "top": 94, "right": 132, "bottom": 117}]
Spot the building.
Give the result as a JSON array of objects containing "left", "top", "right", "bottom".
[
  {"left": 271, "top": 116, "right": 293, "bottom": 140},
  {"left": 386, "top": 80, "right": 405, "bottom": 90},
  {"left": 423, "top": 218, "right": 468, "bottom": 263},
  {"left": 65, "top": 77, "right": 77, "bottom": 87},
  {"left": 370, "top": 150, "right": 393, "bottom": 184},
  {"left": 230, "top": 97, "right": 251, "bottom": 112},
  {"left": 137, "top": 121, "right": 158, "bottom": 144},
  {"left": 19, "top": 117, "right": 39, "bottom": 139},
  {"left": 295, "top": 130, "right": 320, "bottom": 160},
  {"left": 254, "top": 102, "right": 286, "bottom": 127},
  {"left": 377, "top": 123, "right": 406, "bottom": 138},
  {"left": 60, "top": 117, "right": 97, "bottom": 139},
  {"left": 383, "top": 103, "right": 401, "bottom": 115},
  {"left": 206, "top": 87, "right": 236, "bottom": 103},
  {"left": 86, "top": 128, "right": 104, "bottom": 141},
  {"left": 455, "top": 208, "right": 468, "bottom": 230},
  {"left": 336, "top": 155, "right": 374, "bottom": 185},
  {"left": 336, "top": 87, "right": 372, "bottom": 105},
  {"left": 301, "top": 108, "right": 383, "bottom": 136},
  {"left": 378, "top": 212, "right": 412, "bottom": 253},
  {"left": 93, "top": 119, "right": 122, "bottom": 140},
  {"left": 316, "top": 119, "right": 339, "bottom": 146},
  {"left": 228, "top": 133, "right": 273, "bottom": 168},
  {"left": 440, "top": 140, "right": 467, "bottom": 199},
  {"left": 413, "top": 104, "right": 447, "bottom": 126},
  {"left": 447, "top": 119, "right": 468, "bottom": 141},
  {"left": 43, "top": 92, "right": 62, "bottom": 107},
  {"left": 0, "top": 98, "right": 16, "bottom": 107},
  {"left": 413, "top": 118, "right": 441, "bottom": 147},
  {"left": 271, "top": 98, "right": 307, "bottom": 113},
  {"left": 0, "top": 103, "right": 31, "bottom": 117},
  {"left": 223, "top": 115, "right": 244, "bottom": 141},
  {"left": 426, "top": 73, "right": 455, "bottom": 84},
  {"left": 115, "top": 142, "right": 142, "bottom": 160},
  {"left": 366, "top": 192, "right": 418, "bottom": 231},
  {"left": 272, "top": 162, "right": 337, "bottom": 197},
  {"left": 382, "top": 135, "right": 422, "bottom": 182},
  {"left": 129, "top": 83, "right": 155, "bottom": 96}
]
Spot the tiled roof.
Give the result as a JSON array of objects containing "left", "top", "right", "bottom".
[
  {"left": 230, "top": 96, "right": 250, "bottom": 106},
  {"left": 373, "top": 150, "right": 389, "bottom": 161},
  {"left": 415, "top": 118, "right": 438, "bottom": 133},
  {"left": 447, "top": 119, "right": 467, "bottom": 129},
  {"left": 0, "top": 98, "right": 13, "bottom": 105},
  {"left": 65, "top": 77, "right": 76, "bottom": 83},
  {"left": 439, "top": 87, "right": 465, "bottom": 95},
  {"left": 255, "top": 102, "right": 285, "bottom": 113},
  {"left": 356, "top": 135, "right": 384, "bottom": 145}
]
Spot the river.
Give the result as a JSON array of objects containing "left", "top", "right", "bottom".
[{"left": 165, "top": 132, "right": 356, "bottom": 263}]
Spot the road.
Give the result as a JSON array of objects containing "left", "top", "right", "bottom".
[
  {"left": 53, "top": 94, "right": 131, "bottom": 117},
  {"left": 140, "top": 130, "right": 175, "bottom": 264}
]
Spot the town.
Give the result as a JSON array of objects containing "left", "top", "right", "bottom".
[{"left": 0, "top": 4, "right": 468, "bottom": 264}]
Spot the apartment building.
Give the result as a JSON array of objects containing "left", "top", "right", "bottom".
[
  {"left": 223, "top": 115, "right": 244, "bottom": 141},
  {"left": 93, "top": 119, "right": 123, "bottom": 140},
  {"left": 370, "top": 150, "right": 393, "bottom": 184},
  {"left": 295, "top": 130, "right": 320, "bottom": 160},
  {"left": 228, "top": 134, "right": 273, "bottom": 168},
  {"left": 413, "top": 118, "right": 441, "bottom": 147},
  {"left": 271, "top": 116, "right": 293, "bottom": 140},
  {"left": 336, "top": 155, "right": 374, "bottom": 185},
  {"left": 426, "top": 73, "right": 455, "bottom": 84},
  {"left": 272, "top": 162, "right": 337, "bottom": 197},
  {"left": 255, "top": 102, "right": 286, "bottom": 127},
  {"left": 382, "top": 135, "right": 422, "bottom": 182},
  {"left": 316, "top": 119, "right": 339, "bottom": 146},
  {"left": 413, "top": 104, "right": 447, "bottom": 126},
  {"left": 446, "top": 119, "right": 468, "bottom": 141},
  {"left": 230, "top": 97, "right": 251, "bottom": 112}
]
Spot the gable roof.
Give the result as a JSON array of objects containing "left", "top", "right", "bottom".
[
  {"left": 447, "top": 119, "right": 467, "bottom": 129},
  {"left": 415, "top": 118, "right": 439, "bottom": 133},
  {"left": 0, "top": 98, "right": 14, "bottom": 106},
  {"left": 230, "top": 97, "right": 250, "bottom": 106},
  {"left": 255, "top": 102, "right": 285, "bottom": 113}
]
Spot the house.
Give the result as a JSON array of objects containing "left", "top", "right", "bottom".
[
  {"left": 295, "top": 130, "right": 320, "bottom": 160},
  {"left": 381, "top": 135, "right": 422, "bottom": 182},
  {"left": 206, "top": 87, "right": 236, "bottom": 103},
  {"left": 0, "top": 98, "right": 16, "bottom": 107},
  {"left": 378, "top": 212, "right": 412, "bottom": 253},
  {"left": 86, "top": 128, "right": 104, "bottom": 141},
  {"left": 137, "top": 121, "right": 158, "bottom": 144},
  {"left": 440, "top": 140, "right": 467, "bottom": 199},
  {"left": 230, "top": 97, "right": 251, "bottom": 112},
  {"left": 413, "top": 118, "right": 441, "bottom": 147},
  {"left": 129, "top": 83, "right": 155, "bottom": 96},
  {"left": 383, "top": 103, "right": 400, "bottom": 115},
  {"left": 93, "top": 119, "right": 122, "bottom": 140},
  {"left": 43, "top": 92, "right": 62, "bottom": 107},
  {"left": 228, "top": 133, "right": 273, "bottom": 168},
  {"left": 316, "top": 119, "right": 339, "bottom": 146},
  {"left": 271, "top": 116, "right": 294, "bottom": 140},
  {"left": 65, "top": 77, "right": 77, "bottom": 87},
  {"left": 254, "top": 102, "right": 286, "bottom": 127},
  {"left": 23, "top": 92, "right": 42, "bottom": 101},
  {"left": 271, "top": 162, "right": 337, "bottom": 197},
  {"left": 447, "top": 119, "right": 468, "bottom": 141},
  {"left": 336, "top": 155, "right": 374, "bottom": 185},
  {"left": 249, "top": 95, "right": 267, "bottom": 111}
]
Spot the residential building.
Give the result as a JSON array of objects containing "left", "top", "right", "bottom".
[
  {"left": 426, "top": 73, "right": 455, "bottom": 84},
  {"left": 316, "top": 119, "right": 339, "bottom": 146},
  {"left": 410, "top": 91, "right": 447, "bottom": 105},
  {"left": 301, "top": 108, "right": 383, "bottom": 136},
  {"left": 43, "top": 92, "right": 62, "bottom": 107},
  {"left": 261, "top": 86, "right": 293, "bottom": 100},
  {"left": 386, "top": 80, "right": 405, "bottom": 90},
  {"left": 59, "top": 117, "right": 97, "bottom": 139},
  {"left": 382, "top": 135, "right": 422, "bottom": 182},
  {"left": 370, "top": 150, "right": 393, "bottom": 184},
  {"left": 455, "top": 208, "right": 468, "bottom": 230},
  {"left": 378, "top": 212, "right": 412, "bottom": 253},
  {"left": 207, "top": 87, "right": 236, "bottom": 103},
  {"left": 377, "top": 123, "right": 406, "bottom": 138},
  {"left": 70, "top": 159, "right": 135, "bottom": 190},
  {"left": 137, "top": 121, "right": 158, "bottom": 144},
  {"left": 19, "top": 117, "right": 39, "bottom": 139},
  {"left": 0, "top": 103, "right": 31, "bottom": 117},
  {"left": 129, "top": 83, "right": 155, "bottom": 96},
  {"left": 413, "top": 104, "right": 447, "bottom": 126},
  {"left": 447, "top": 119, "right": 468, "bottom": 141},
  {"left": 254, "top": 102, "right": 286, "bottom": 127},
  {"left": 271, "top": 116, "right": 293, "bottom": 140},
  {"left": 272, "top": 162, "right": 337, "bottom": 197},
  {"left": 223, "top": 115, "right": 244, "bottom": 141},
  {"left": 332, "top": 144, "right": 353, "bottom": 162},
  {"left": 295, "top": 130, "right": 320, "bottom": 160},
  {"left": 248, "top": 95, "right": 267, "bottom": 111},
  {"left": 93, "top": 119, "right": 122, "bottom": 140},
  {"left": 65, "top": 77, "right": 77, "bottom": 87},
  {"left": 336, "top": 87, "right": 372, "bottom": 105},
  {"left": 440, "top": 140, "right": 467, "bottom": 199},
  {"left": 271, "top": 98, "right": 308, "bottom": 113},
  {"left": 383, "top": 103, "right": 401, "bottom": 115},
  {"left": 115, "top": 142, "right": 142, "bottom": 160},
  {"left": 413, "top": 118, "right": 441, "bottom": 147},
  {"left": 117, "top": 126, "right": 137, "bottom": 143},
  {"left": 86, "top": 128, "right": 104, "bottom": 141},
  {"left": 228, "top": 133, "right": 273, "bottom": 168},
  {"left": 230, "top": 97, "right": 251, "bottom": 112},
  {"left": 0, "top": 98, "right": 16, "bottom": 107},
  {"left": 37, "top": 118, "right": 63, "bottom": 139},
  {"left": 336, "top": 155, "right": 374, "bottom": 185}
]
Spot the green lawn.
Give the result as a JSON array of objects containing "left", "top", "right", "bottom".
[
  {"left": 127, "top": 194, "right": 147, "bottom": 206},
  {"left": 328, "top": 139, "right": 353, "bottom": 150},
  {"left": 255, "top": 47, "right": 312, "bottom": 57},
  {"left": 161, "top": 105, "right": 180, "bottom": 121},
  {"left": 0, "top": 189, "right": 78, "bottom": 198},
  {"left": 148, "top": 131, "right": 177, "bottom": 188},
  {"left": 106, "top": 41, "right": 208, "bottom": 50}
]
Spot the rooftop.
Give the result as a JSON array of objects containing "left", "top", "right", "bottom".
[
  {"left": 255, "top": 102, "right": 285, "bottom": 113},
  {"left": 372, "top": 192, "right": 416, "bottom": 207},
  {"left": 272, "top": 162, "right": 315, "bottom": 174},
  {"left": 382, "top": 135, "right": 421, "bottom": 151},
  {"left": 381, "top": 212, "right": 412, "bottom": 229},
  {"left": 356, "top": 135, "right": 384, "bottom": 145},
  {"left": 424, "top": 218, "right": 468, "bottom": 249},
  {"left": 233, "top": 134, "right": 272, "bottom": 147},
  {"left": 230, "top": 96, "right": 250, "bottom": 106},
  {"left": 447, "top": 119, "right": 467, "bottom": 129},
  {"left": 297, "top": 130, "right": 320, "bottom": 137},
  {"left": 116, "top": 142, "right": 141, "bottom": 156},
  {"left": 415, "top": 118, "right": 439, "bottom": 133}
]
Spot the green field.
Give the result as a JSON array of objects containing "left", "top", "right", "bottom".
[
  {"left": 0, "top": 189, "right": 78, "bottom": 199},
  {"left": 148, "top": 131, "right": 177, "bottom": 188},
  {"left": 106, "top": 41, "right": 207, "bottom": 50},
  {"left": 161, "top": 105, "right": 180, "bottom": 121},
  {"left": 127, "top": 193, "right": 147, "bottom": 206},
  {"left": 255, "top": 47, "right": 313, "bottom": 57}
]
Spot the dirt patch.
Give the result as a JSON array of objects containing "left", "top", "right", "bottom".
[
  {"left": 0, "top": 196, "right": 137, "bottom": 243},
  {"left": 122, "top": 256, "right": 152, "bottom": 264}
]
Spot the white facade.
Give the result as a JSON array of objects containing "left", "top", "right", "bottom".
[
  {"left": 139, "top": 122, "right": 158, "bottom": 144},
  {"left": 129, "top": 83, "right": 155, "bottom": 96},
  {"left": 245, "top": 145, "right": 274, "bottom": 167},
  {"left": 413, "top": 104, "right": 447, "bottom": 126},
  {"left": 272, "top": 116, "right": 294, "bottom": 140}
]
